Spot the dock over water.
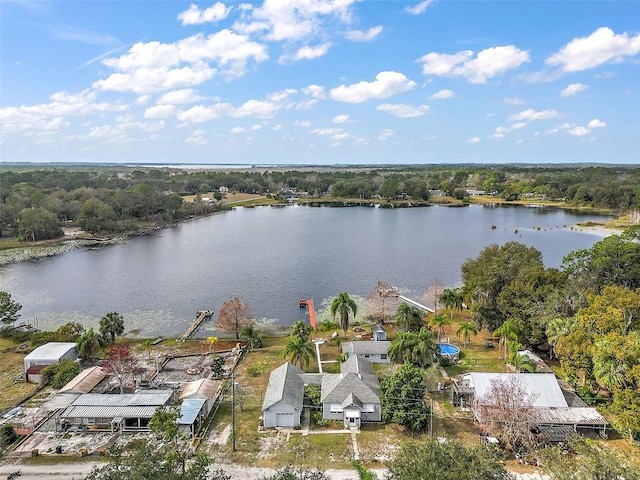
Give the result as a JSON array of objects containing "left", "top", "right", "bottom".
[{"left": 183, "top": 310, "right": 215, "bottom": 339}]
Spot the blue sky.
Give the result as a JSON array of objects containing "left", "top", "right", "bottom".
[{"left": 1, "top": 0, "right": 639, "bottom": 165}]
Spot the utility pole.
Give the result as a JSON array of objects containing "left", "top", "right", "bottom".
[
  {"left": 430, "top": 398, "right": 434, "bottom": 439},
  {"left": 231, "top": 372, "right": 236, "bottom": 452}
]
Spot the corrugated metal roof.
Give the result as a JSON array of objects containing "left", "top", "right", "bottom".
[
  {"left": 342, "top": 341, "right": 390, "bottom": 355},
  {"left": 42, "top": 393, "right": 81, "bottom": 411},
  {"left": 71, "top": 390, "right": 173, "bottom": 407},
  {"left": 60, "top": 405, "right": 159, "bottom": 419},
  {"left": 24, "top": 343, "right": 77, "bottom": 361},
  {"left": 463, "top": 373, "right": 568, "bottom": 408},
  {"left": 178, "top": 399, "right": 207, "bottom": 425},
  {"left": 179, "top": 378, "right": 221, "bottom": 400},
  {"left": 533, "top": 407, "right": 608, "bottom": 426},
  {"left": 60, "top": 366, "right": 107, "bottom": 394}
]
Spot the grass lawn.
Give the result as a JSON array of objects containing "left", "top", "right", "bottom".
[{"left": 0, "top": 338, "right": 39, "bottom": 412}]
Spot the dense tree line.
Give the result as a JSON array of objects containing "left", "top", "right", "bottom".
[{"left": 2, "top": 164, "right": 640, "bottom": 239}]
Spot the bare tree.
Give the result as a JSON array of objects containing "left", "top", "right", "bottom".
[
  {"left": 217, "top": 297, "right": 253, "bottom": 339},
  {"left": 475, "top": 375, "right": 538, "bottom": 452},
  {"left": 366, "top": 281, "right": 400, "bottom": 323},
  {"left": 422, "top": 279, "right": 444, "bottom": 312}
]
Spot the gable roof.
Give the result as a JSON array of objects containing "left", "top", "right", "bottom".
[
  {"left": 180, "top": 378, "right": 221, "bottom": 400},
  {"left": 59, "top": 366, "right": 107, "bottom": 394},
  {"left": 342, "top": 341, "right": 390, "bottom": 355},
  {"left": 25, "top": 342, "right": 77, "bottom": 362},
  {"left": 462, "top": 373, "right": 568, "bottom": 408},
  {"left": 321, "top": 355, "right": 380, "bottom": 405},
  {"left": 262, "top": 362, "right": 305, "bottom": 411}
]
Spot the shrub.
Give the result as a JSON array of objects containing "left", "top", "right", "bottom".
[{"left": 0, "top": 424, "right": 19, "bottom": 448}]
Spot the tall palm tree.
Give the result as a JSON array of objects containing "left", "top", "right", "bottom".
[
  {"left": 99, "top": 311, "right": 125, "bottom": 344},
  {"left": 493, "top": 320, "right": 520, "bottom": 360},
  {"left": 330, "top": 292, "right": 357, "bottom": 338},
  {"left": 290, "top": 320, "right": 312, "bottom": 342},
  {"left": 439, "top": 288, "right": 465, "bottom": 318},
  {"left": 546, "top": 317, "right": 573, "bottom": 359},
  {"left": 388, "top": 331, "right": 416, "bottom": 364},
  {"left": 456, "top": 321, "right": 478, "bottom": 348},
  {"left": 412, "top": 327, "right": 438, "bottom": 367},
  {"left": 430, "top": 314, "right": 450, "bottom": 342},
  {"left": 76, "top": 328, "right": 105, "bottom": 361},
  {"left": 283, "top": 336, "right": 315, "bottom": 370}
]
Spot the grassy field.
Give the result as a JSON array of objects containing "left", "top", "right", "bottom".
[{"left": 0, "top": 338, "right": 39, "bottom": 412}]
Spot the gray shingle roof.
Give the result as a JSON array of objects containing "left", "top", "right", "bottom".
[
  {"left": 321, "top": 356, "right": 380, "bottom": 405},
  {"left": 342, "top": 341, "right": 390, "bottom": 355},
  {"left": 262, "top": 362, "right": 305, "bottom": 411}
]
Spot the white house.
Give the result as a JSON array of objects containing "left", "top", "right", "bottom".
[
  {"left": 342, "top": 341, "right": 390, "bottom": 364},
  {"left": 24, "top": 342, "right": 78, "bottom": 383},
  {"left": 261, "top": 363, "right": 305, "bottom": 428}
]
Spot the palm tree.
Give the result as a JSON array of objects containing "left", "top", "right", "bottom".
[
  {"left": 290, "top": 320, "right": 312, "bottom": 342},
  {"left": 430, "top": 314, "right": 450, "bottom": 342},
  {"left": 240, "top": 323, "right": 263, "bottom": 350},
  {"left": 456, "top": 321, "right": 478, "bottom": 348},
  {"left": 283, "top": 336, "right": 315, "bottom": 370},
  {"left": 388, "top": 331, "right": 416, "bottom": 364},
  {"left": 395, "top": 303, "right": 423, "bottom": 332},
  {"left": 493, "top": 320, "right": 520, "bottom": 360},
  {"left": 412, "top": 327, "right": 437, "bottom": 367},
  {"left": 141, "top": 339, "right": 153, "bottom": 360},
  {"left": 99, "top": 311, "right": 125, "bottom": 344},
  {"left": 76, "top": 328, "right": 105, "bottom": 361},
  {"left": 439, "top": 288, "right": 464, "bottom": 318},
  {"left": 546, "top": 317, "right": 573, "bottom": 359},
  {"left": 330, "top": 292, "right": 357, "bottom": 338}
]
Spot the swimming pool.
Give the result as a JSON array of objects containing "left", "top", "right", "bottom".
[{"left": 437, "top": 343, "right": 460, "bottom": 362}]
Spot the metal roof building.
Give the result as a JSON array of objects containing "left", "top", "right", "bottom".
[{"left": 23, "top": 342, "right": 77, "bottom": 382}]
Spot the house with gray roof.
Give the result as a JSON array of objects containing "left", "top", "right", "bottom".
[
  {"left": 341, "top": 340, "right": 390, "bottom": 364},
  {"left": 261, "top": 363, "right": 306, "bottom": 428},
  {"left": 262, "top": 355, "right": 381, "bottom": 429}
]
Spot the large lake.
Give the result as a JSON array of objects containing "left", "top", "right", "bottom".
[{"left": 0, "top": 204, "right": 613, "bottom": 337}]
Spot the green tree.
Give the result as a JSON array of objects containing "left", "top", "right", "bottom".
[
  {"left": 455, "top": 321, "right": 478, "bottom": 348},
  {"left": 540, "top": 437, "right": 640, "bottom": 480},
  {"left": 493, "top": 320, "right": 520, "bottom": 360},
  {"left": 330, "top": 292, "right": 357, "bottom": 338},
  {"left": 99, "top": 311, "right": 125, "bottom": 344},
  {"left": 283, "top": 336, "right": 315, "bottom": 370},
  {"left": 76, "top": 328, "right": 105, "bottom": 361},
  {"left": 41, "top": 361, "right": 82, "bottom": 389},
  {"left": 290, "top": 320, "right": 312, "bottom": 342},
  {"left": 54, "top": 322, "right": 86, "bottom": 342},
  {"left": 0, "top": 424, "right": 19, "bottom": 449},
  {"left": 17, "top": 206, "right": 62, "bottom": 241},
  {"left": 429, "top": 313, "right": 450, "bottom": 342},
  {"left": 388, "top": 327, "right": 437, "bottom": 367},
  {"left": 240, "top": 322, "right": 263, "bottom": 349},
  {"left": 79, "top": 197, "right": 118, "bottom": 233},
  {"left": 0, "top": 291, "right": 22, "bottom": 327},
  {"left": 380, "top": 362, "right": 430, "bottom": 431},
  {"left": 386, "top": 439, "right": 510, "bottom": 480},
  {"left": 439, "top": 288, "right": 464, "bottom": 318},
  {"left": 395, "top": 303, "right": 423, "bottom": 332}
]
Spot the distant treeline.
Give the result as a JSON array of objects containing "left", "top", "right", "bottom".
[{"left": 1, "top": 164, "right": 639, "bottom": 240}]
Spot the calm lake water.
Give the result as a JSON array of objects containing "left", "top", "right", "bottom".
[{"left": 0, "top": 204, "right": 613, "bottom": 337}]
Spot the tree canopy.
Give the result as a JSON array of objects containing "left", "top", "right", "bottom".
[
  {"left": 217, "top": 297, "right": 253, "bottom": 339},
  {"left": 380, "top": 362, "right": 430, "bottom": 431},
  {"left": 0, "top": 291, "right": 22, "bottom": 326}
]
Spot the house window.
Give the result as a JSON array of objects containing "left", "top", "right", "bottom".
[
  {"left": 330, "top": 404, "right": 343, "bottom": 414},
  {"left": 362, "top": 404, "right": 375, "bottom": 413},
  {"left": 381, "top": 354, "right": 387, "bottom": 359}
]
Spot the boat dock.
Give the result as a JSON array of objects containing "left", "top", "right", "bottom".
[
  {"left": 182, "top": 310, "right": 215, "bottom": 339},
  {"left": 299, "top": 299, "right": 317, "bottom": 329}
]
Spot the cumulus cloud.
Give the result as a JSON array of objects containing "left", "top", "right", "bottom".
[
  {"left": 330, "top": 71, "right": 416, "bottom": 103},
  {"left": 508, "top": 108, "right": 561, "bottom": 122},
  {"left": 429, "top": 89, "right": 454, "bottom": 100},
  {"left": 376, "top": 103, "right": 430, "bottom": 118},
  {"left": 186, "top": 128, "right": 207, "bottom": 144},
  {"left": 546, "top": 27, "right": 640, "bottom": 72},
  {"left": 560, "top": 83, "right": 589, "bottom": 97},
  {"left": 294, "top": 120, "right": 311, "bottom": 127},
  {"left": 492, "top": 122, "right": 527, "bottom": 138},
  {"left": 144, "top": 104, "right": 177, "bottom": 119},
  {"left": 232, "top": 99, "right": 280, "bottom": 118},
  {"left": 310, "top": 127, "right": 344, "bottom": 136},
  {"left": 333, "top": 114, "right": 349, "bottom": 123},
  {"left": 178, "top": 3, "right": 232, "bottom": 25},
  {"left": 157, "top": 89, "right": 204, "bottom": 105},
  {"left": 504, "top": 97, "right": 525, "bottom": 105},
  {"left": 177, "top": 103, "right": 232, "bottom": 123},
  {"left": 345, "top": 25, "right": 383, "bottom": 41},
  {"left": 283, "top": 43, "right": 331, "bottom": 62},
  {"left": 302, "top": 84, "right": 326, "bottom": 99},
  {"left": 230, "top": 126, "right": 246, "bottom": 133},
  {"left": 588, "top": 118, "right": 606, "bottom": 128},
  {"left": 568, "top": 126, "right": 590, "bottom": 136},
  {"left": 378, "top": 128, "right": 394, "bottom": 140},
  {"left": 417, "top": 45, "right": 530, "bottom": 83},
  {"left": 405, "top": 0, "right": 434, "bottom": 15},
  {"left": 468, "top": 137, "right": 481, "bottom": 144}
]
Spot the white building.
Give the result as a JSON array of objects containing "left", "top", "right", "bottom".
[{"left": 23, "top": 342, "right": 77, "bottom": 383}]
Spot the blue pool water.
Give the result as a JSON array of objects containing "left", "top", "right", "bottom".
[{"left": 438, "top": 343, "right": 461, "bottom": 356}]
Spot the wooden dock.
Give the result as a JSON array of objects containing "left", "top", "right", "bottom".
[
  {"left": 298, "top": 299, "right": 316, "bottom": 329},
  {"left": 182, "top": 310, "right": 215, "bottom": 339}
]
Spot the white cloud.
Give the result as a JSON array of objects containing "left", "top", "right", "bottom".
[
  {"left": 568, "top": 126, "right": 590, "bottom": 136},
  {"left": 405, "top": 0, "right": 434, "bottom": 15},
  {"left": 333, "top": 114, "right": 349, "bottom": 124},
  {"left": 294, "top": 120, "right": 311, "bottom": 127},
  {"left": 135, "top": 95, "right": 151, "bottom": 105},
  {"left": 178, "top": 3, "right": 232, "bottom": 25},
  {"left": 273, "top": 124, "right": 283, "bottom": 131},
  {"left": 429, "top": 89, "right": 454, "bottom": 100},
  {"left": 267, "top": 88, "right": 297, "bottom": 103},
  {"left": 468, "top": 137, "right": 481, "bottom": 144},
  {"left": 310, "top": 127, "right": 344, "bottom": 136},
  {"left": 504, "top": 97, "right": 525, "bottom": 105},
  {"left": 546, "top": 27, "right": 640, "bottom": 72},
  {"left": 560, "top": 83, "right": 589, "bottom": 97},
  {"left": 378, "top": 128, "right": 394, "bottom": 140},
  {"left": 230, "top": 126, "right": 246, "bottom": 133},
  {"left": 94, "top": 64, "right": 218, "bottom": 94},
  {"left": 376, "top": 103, "right": 430, "bottom": 118},
  {"left": 144, "top": 104, "right": 176, "bottom": 119},
  {"left": 417, "top": 45, "right": 530, "bottom": 83},
  {"left": 251, "top": 124, "right": 263, "bottom": 130},
  {"left": 330, "top": 71, "right": 416, "bottom": 103},
  {"left": 492, "top": 122, "right": 527, "bottom": 138},
  {"left": 186, "top": 128, "right": 207, "bottom": 144},
  {"left": 588, "top": 118, "right": 606, "bottom": 128},
  {"left": 232, "top": 99, "right": 280, "bottom": 118},
  {"left": 177, "top": 103, "right": 232, "bottom": 123},
  {"left": 302, "top": 84, "right": 326, "bottom": 99},
  {"left": 345, "top": 25, "right": 383, "bottom": 42},
  {"left": 508, "top": 108, "right": 561, "bottom": 122},
  {"left": 157, "top": 89, "right": 204, "bottom": 105},
  {"left": 284, "top": 43, "right": 331, "bottom": 62}
]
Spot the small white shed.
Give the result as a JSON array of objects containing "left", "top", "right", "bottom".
[{"left": 24, "top": 342, "right": 78, "bottom": 383}]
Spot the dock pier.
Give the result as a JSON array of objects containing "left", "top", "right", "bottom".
[{"left": 182, "top": 310, "right": 215, "bottom": 339}]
